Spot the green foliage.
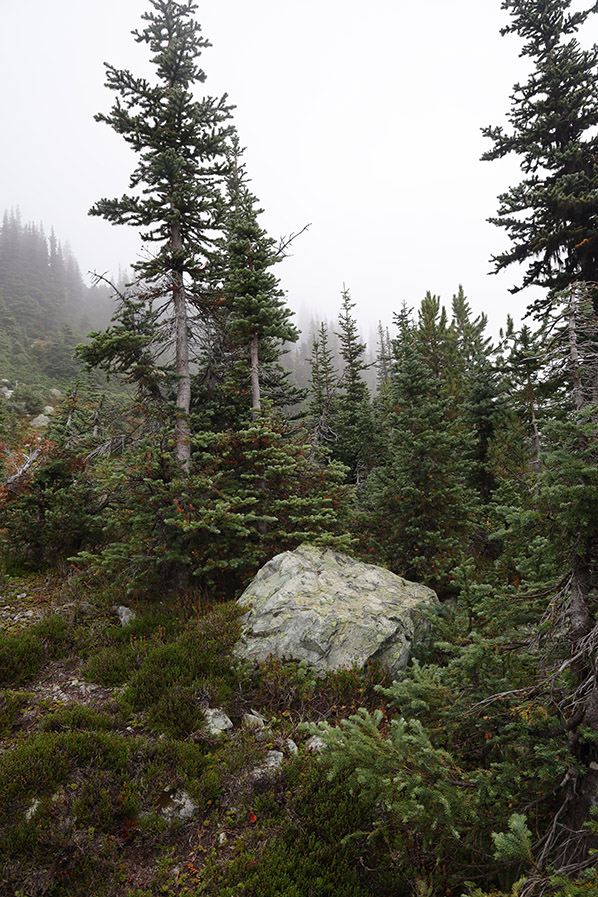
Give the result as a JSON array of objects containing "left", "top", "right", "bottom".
[
  {"left": 482, "top": 0, "right": 598, "bottom": 312},
  {"left": 0, "top": 690, "right": 30, "bottom": 738},
  {"left": 0, "top": 449, "right": 103, "bottom": 572},
  {"left": 219, "top": 138, "right": 301, "bottom": 413},
  {"left": 0, "top": 628, "right": 42, "bottom": 686},
  {"left": 0, "top": 614, "right": 75, "bottom": 688},
  {"left": 312, "top": 710, "right": 482, "bottom": 876},
  {"left": 360, "top": 304, "right": 480, "bottom": 592},
  {"left": 491, "top": 814, "right": 533, "bottom": 865},
  {"left": 117, "top": 603, "right": 243, "bottom": 736},
  {"left": 0, "top": 211, "right": 113, "bottom": 386},
  {"left": 77, "top": 419, "right": 352, "bottom": 597},
  {"left": 0, "top": 727, "right": 209, "bottom": 895},
  {"left": 205, "top": 760, "right": 374, "bottom": 897},
  {"left": 40, "top": 705, "right": 115, "bottom": 733}
]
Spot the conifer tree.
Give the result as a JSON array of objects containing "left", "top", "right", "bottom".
[
  {"left": 333, "top": 289, "right": 376, "bottom": 483},
  {"left": 483, "top": 0, "right": 598, "bottom": 313},
  {"left": 220, "top": 139, "right": 299, "bottom": 419},
  {"left": 307, "top": 321, "right": 338, "bottom": 445},
  {"left": 362, "top": 307, "right": 478, "bottom": 592},
  {"left": 85, "top": 0, "right": 233, "bottom": 470}
]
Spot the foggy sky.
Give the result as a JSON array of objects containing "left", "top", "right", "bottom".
[{"left": 2, "top": 0, "right": 595, "bottom": 340}]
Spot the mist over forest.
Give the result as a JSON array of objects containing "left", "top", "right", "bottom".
[{"left": 1, "top": 2, "right": 598, "bottom": 897}]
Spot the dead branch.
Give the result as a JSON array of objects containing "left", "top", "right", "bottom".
[{"left": 3, "top": 446, "right": 44, "bottom": 491}]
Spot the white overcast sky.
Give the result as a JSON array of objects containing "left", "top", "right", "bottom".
[{"left": 2, "top": 0, "right": 596, "bottom": 339}]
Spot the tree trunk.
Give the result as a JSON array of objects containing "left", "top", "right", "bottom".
[
  {"left": 250, "top": 332, "right": 261, "bottom": 421},
  {"left": 529, "top": 388, "right": 542, "bottom": 475},
  {"left": 171, "top": 222, "right": 192, "bottom": 473}
]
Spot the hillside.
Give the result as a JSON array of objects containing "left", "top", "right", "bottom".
[{"left": 0, "top": 210, "right": 115, "bottom": 389}]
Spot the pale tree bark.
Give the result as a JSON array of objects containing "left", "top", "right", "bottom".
[
  {"left": 171, "top": 222, "right": 192, "bottom": 473},
  {"left": 528, "top": 382, "right": 542, "bottom": 475},
  {"left": 250, "top": 332, "right": 261, "bottom": 421}
]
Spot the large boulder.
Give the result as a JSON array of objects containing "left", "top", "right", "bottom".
[{"left": 234, "top": 545, "right": 438, "bottom": 677}]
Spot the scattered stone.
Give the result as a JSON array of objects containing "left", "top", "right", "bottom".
[
  {"left": 305, "top": 735, "right": 326, "bottom": 753},
  {"left": 114, "top": 605, "right": 136, "bottom": 627},
  {"left": 249, "top": 750, "right": 284, "bottom": 785},
  {"left": 49, "top": 388, "right": 62, "bottom": 398},
  {"left": 0, "top": 386, "right": 13, "bottom": 399},
  {"left": 218, "top": 832, "right": 228, "bottom": 846},
  {"left": 158, "top": 788, "right": 199, "bottom": 822},
  {"left": 42, "top": 405, "right": 54, "bottom": 415},
  {"left": 235, "top": 544, "right": 439, "bottom": 677},
  {"left": 50, "top": 685, "right": 71, "bottom": 703},
  {"left": 285, "top": 738, "right": 298, "bottom": 756},
  {"left": 242, "top": 711, "right": 266, "bottom": 730},
  {"left": 203, "top": 707, "right": 233, "bottom": 735},
  {"left": 30, "top": 413, "right": 51, "bottom": 428}
]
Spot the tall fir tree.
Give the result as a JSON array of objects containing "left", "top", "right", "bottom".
[
  {"left": 219, "top": 138, "right": 300, "bottom": 419},
  {"left": 361, "top": 306, "right": 478, "bottom": 593},
  {"left": 483, "top": 0, "right": 598, "bottom": 313},
  {"left": 307, "top": 321, "right": 338, "bottom": 446},
  {"left": 333, "top": 288, "right": 376, "bottom": 484},
  {"left": 85, "top": 0, "right": 234, "bottom": 470}
]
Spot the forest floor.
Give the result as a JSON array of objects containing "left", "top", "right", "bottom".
[{"left": 0, "top": 571, "right": 388, "bottom": 897}]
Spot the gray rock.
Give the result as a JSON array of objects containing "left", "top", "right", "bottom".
[
  {"left": 305, "top": 735, "right": 326, "bottom": 753},
  {"left": 115, "top": 605, "right": 136, "bottom": 627},
  {"left": 242, "top": 710, "right": 266, "bottom": 730},
  {"left": 285, "top": 738, "right": 298, "bottom": 756},
  {"left": 249, "top": 750, "right": 284, "bottom": 784},
  {"left": 158, "top": 788, "right": 198, "bottom": 822},
  {"left": 0, "top": 386, "right": 13, "bottom": 399},
  {"left": 42, "top": 405, "right": 54, "bottom": 415},
  {"left": 235, "top": 545, "right": 438, "bottom": 677},
  {"left": 203, "top": 707, "right": 233, "bottom": 735},
  {"left": 30, "top": 413, "right": 51, "bottom": 428}
]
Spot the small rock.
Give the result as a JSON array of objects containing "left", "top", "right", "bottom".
[
  {"left": 305, "top": 735, "right": 326, "bottom": 753},
  {"left": 25, "top": 799, "right": 40, "bottom": 821},
  {"left": 49, "top": 388, "right": 62, "bottom": 398},
  {"left": 158, "top": 788, "right": 199, "bottom": 822},
  {"left": 115, "top": 605, "right": 136, "bottom": 627},
  {"left": 285, "top": 738, "right": 298, "bottom": 756},
  {"left": 30, "top": 413, "right": 51, "bottom": 428},
  {"left": 218, "top": 832, "right": 228, "bottom": 846},
  {"left": 242, "top": 711, "right": 266, "bottom": 730},
  {"left": 43, "top": 405, "right": 54, "bottom": 415},
  {"left": 204, "top": 707, "right": 233, "bottom": 735},
  {"left": 51, "top": 686, "right": 71, "bottom": 703},
  {"left": 249, "top": 750, "right": 284, "bottom": 784}
]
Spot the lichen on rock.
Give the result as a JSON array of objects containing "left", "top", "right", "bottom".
[{"left": 234, "top": 544, "right": 438, "bottom": 677}]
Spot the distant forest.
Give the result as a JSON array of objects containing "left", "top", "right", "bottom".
[{"left": 0, "top": 209, "right": 114, "bottom": 384}]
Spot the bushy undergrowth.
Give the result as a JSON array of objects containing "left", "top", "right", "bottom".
[{"left": 0, "top": 613, "right": 74, "bottom": 686}]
